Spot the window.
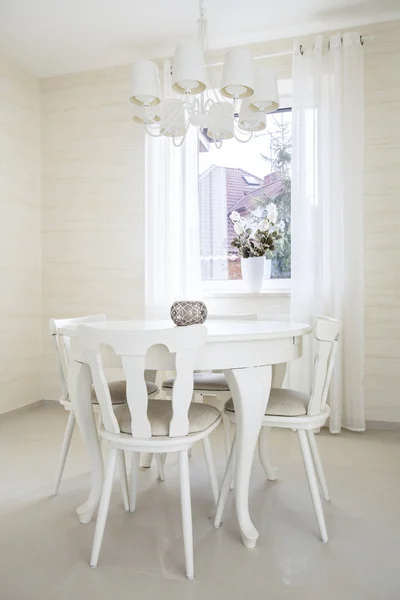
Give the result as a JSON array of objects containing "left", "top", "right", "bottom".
[{"left": 198, "top": 108, "right": 292, "bottom": 288}]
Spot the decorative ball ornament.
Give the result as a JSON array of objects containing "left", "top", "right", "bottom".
[{"left": 170, "top": 301, "right": 208, "bottom": 326}]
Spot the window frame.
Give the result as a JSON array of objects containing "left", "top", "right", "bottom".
[{"left": 199, "top": 101, "right": 293, "bottom": 295}]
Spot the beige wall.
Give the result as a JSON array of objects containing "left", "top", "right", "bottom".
[
  {"left": 363, "top": 22, "right": 400, "bottom": 423},
  {"left": 40, "top": 65, "right": 145, "bottom": 398},
  {"left": 39, "top": 21, "right": 400, "bottom": 422},
  {"left": 0, "top": 52, "right": 41, "bottom": 413}
]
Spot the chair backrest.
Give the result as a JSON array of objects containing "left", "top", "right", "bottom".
[
  {"left": 207, "top": 313, "right": 257, "bottom": 321},
  {"left": 308, "top": 316, "right": 341, "bottom": 416},
  {"left": 77, "top": 323, "right": 207, "bottom": 439},
  {"left": 49, "top": 314, "right": 106, "bottom": 400}
]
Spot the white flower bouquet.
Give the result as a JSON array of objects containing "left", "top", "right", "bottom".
[{"left": 230, "top": 204, "right": 283, "bottom": 259}]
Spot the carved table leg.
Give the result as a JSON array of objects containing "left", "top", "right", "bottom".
[
  {"left": 68, "top": 360, "right": 103, "bottom": 524},
  {"left": 225, "top": 365, "right": 272, "bottom": 548}
]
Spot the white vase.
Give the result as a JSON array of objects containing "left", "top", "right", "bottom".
[
  {"left": 241, "top": 256, "right": 265, "bottom": 293},
  {"left": 264, "top": 258, "right": 271, "bottom": 280}
]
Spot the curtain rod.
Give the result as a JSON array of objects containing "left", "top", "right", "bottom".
[{"left": 207, "top": 34, "right": 374, "bottom": 67}]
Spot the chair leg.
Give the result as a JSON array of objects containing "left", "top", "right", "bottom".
[
  {"left": 179, "top": 450, "right": 194, "bottom": 580},
  {"left": 202, "top": 437, "right": 219, "bottom": 506},
  {"left": 188, "top": 393, "right": 199, "bottom": 458},
  {"left": 90, "top": 445, "right": 118, "bottom": 567},
  {"left": 258, "top": 427, "right": 278, "bottom": 481},
  {"left": 306, "top": 430, "right": 330, "bottom": 501},
  {"left": 117, "top": 450, "right": 130, "bottom": 511},
  {"left": 155, "top": 453, "right": 166, "bottom": 481},
  {"left": 214, "top": 435, "right": 236, "bottom": 529},
  {"left": 222, "top": 412, "right": 231, "bottom": 464},
  {"left": 52, "top": 411, "right": 76, "bottom": 496},
  {"left": 297, "top": 430, "right": 328, "bottom": 543},
  {"left": 141, "top": 453, "right": 153, "bottom": 468},
  {"left": 96, "top": 411, "right": 105, "bottom": 455},
  {"left": 129, "top": 452, "right": 140, "bottom": 512},
  {"left": 222, "top": 413, "right": 235, "bottom": 490}
]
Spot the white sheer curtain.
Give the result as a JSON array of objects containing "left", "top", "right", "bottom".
[
  {"left": 145, "top": 96, "right": 202, "bottom": 319},
  {"left": 291, "top": 32, "right": 365, "bottom": 432}
]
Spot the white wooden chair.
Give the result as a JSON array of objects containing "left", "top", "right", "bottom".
[
  {"left": 215, "top": 316, "right": 341, "bottom": 543},
  {"left": 49, "top": 315, "right": 159, "bottom": 496},
  {"left": 162, "top": 313, "right": 257, "bottom": 461},
  {"left": 77, "top": 322, "right": 221, "bottom": 579}
]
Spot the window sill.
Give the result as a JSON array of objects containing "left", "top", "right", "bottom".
[
  {"left": 203, "top": 278, "right": 291, "bottom": 298},
  {"left": 203, "top": 288, "right": 291, "bottom": 298}
]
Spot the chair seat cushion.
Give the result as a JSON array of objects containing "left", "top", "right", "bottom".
[
  {"left": 91, "top": 380, "right": 159, "bottom": 405},
  {"left": 162, "top": 372, "right": 230, "bottom": 392},
  {"left": 118, "top": 399, "right": 221, "bottom": 437},
  {"left": 225, "top": 388, "right": 309, "bottom": 417}
]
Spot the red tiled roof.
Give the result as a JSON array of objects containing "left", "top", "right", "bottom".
[
  {"left": 199, "top": 165, "right": 263, "bottom": 211},
  {"left": 225, "top": 168, "right": 263, "bottom": 212},
  {"left": 199, "top": 166, "right": 264, "bottom": 253},
  {"left": 199, "top": 166, "right": 284, "bottom": 257},
  {"left": 229, "top": 172, "right": 284, "bottom": 215}
]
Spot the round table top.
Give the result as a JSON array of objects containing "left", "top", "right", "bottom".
[{"left": 62, "top": 319, "right": 312, "bottom": 343}]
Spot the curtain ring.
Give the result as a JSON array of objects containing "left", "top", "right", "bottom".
[{"left": 360, "top": 35, "right": 364, "bottom": 46}]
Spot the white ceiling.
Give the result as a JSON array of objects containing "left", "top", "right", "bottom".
[{"left": 1, "top": 0, "right": 399, "bottom": 78}]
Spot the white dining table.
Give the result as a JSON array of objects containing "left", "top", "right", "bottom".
[{"left": 62, "top": 319, "right": 311, "bottom": 549}]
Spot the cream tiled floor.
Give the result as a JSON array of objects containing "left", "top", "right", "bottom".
[{"left": 0, "top": 406, "right": 399, "bottom": 600}]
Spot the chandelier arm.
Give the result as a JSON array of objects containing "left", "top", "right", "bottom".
[
  {"left": 233, "top": 123, "right": 254, "bottom": 143},
  {"left": 192, "top": 96, "right": 200, "bottom": 113},
  {"left": 144, "top": 124, "right": 163, "bottom": 138},
  {"left": 204, "top": 97, "right": 216, "bottom": 111},
  {"left": 181, "top": 94, "right": 199, "bottom": 115},
  {"left": 233, "top": 132, "right": 253, "bottom": 143},
  {"left": 172, "top": 112, "right": 192, "bottom": 146},
  {"left": 172, "top": 135, "right": 186, "bottom": 148}
]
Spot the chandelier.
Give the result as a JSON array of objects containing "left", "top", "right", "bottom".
[{"left": 129, "top": 0, "right": 280, "bottom": 147}]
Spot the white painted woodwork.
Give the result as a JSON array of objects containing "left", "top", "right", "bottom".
[
  {"left": 49, "top": 314, "right": 107, "bottom": 495},
  {"left": 50, "top": 314, "right": 162, "bottom": 494},
  {"left": 224, "top": 364, "right": 273, "bottom": 548},
  {"left": 117, "top": 451, "right": 130, "bottom": 512},
  {"left": 90, "top": 445, "right": 118, "bottom": 568},
  {"left": 129, "top": 452, "right": 140, "bottom": 512},
  {"left": 219, "top": 316, "right": 340, "bottom": 543},
  {"left": 298, "top": 430, "right": 328, "bottom": 542},
  {"left": 77, "top": 322, "right": 220, "bottom": 578},
  {"left": 179, "top": 450, "right": 194, "bottom": 580},
  {"left": 63, "top": 319, "right": 310, "bottom": 552},
  {"left": 162, "top": 313, "right": 258, "bottom": 469},
  {"left": 257, "top": 427, "right": 277, "bottom": 481}
]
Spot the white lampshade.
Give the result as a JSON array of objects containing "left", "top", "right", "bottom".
[
  {"left": 249, "top": 67, "right": 279, "bottom": 113},
  {"left": 160, "top": 99, "right": 186, "bottom": 137},
  {"left": 220, "top": 48, "right": 254, "bottom": 99},
  {"left": 172, "top": 44, "right": 207, "bottom": 95},
  {"left": 132, "top": 106, "right": 160, "bottom": 124},
  {"left": 238, "top": 100, "right": 266, "bottom": 131},
  {"left": 207, "top": 102, "right": 234, "bottom": 140},
  {"left": 129, "top": 60, "right": 161, "bottom": 107}
]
